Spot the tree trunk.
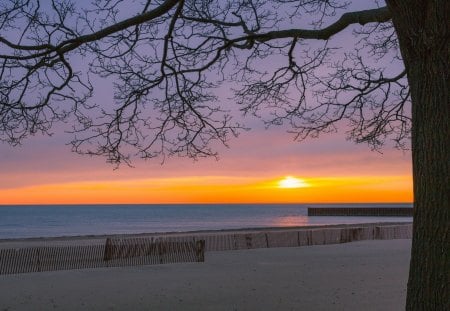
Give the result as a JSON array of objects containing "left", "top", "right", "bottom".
[{"left": 387, "top": 1, "right": 449, "bottom": 309}]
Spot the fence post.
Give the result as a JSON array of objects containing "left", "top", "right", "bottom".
[{"left": 195, "top": 240, "right": 205, "bottom": 262}]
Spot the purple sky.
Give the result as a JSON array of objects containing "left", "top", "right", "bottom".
[{"left": 0, "top": 0, "right": 413, "bottom": 203}]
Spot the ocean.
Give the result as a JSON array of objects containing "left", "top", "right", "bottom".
[{"left": 0, "top": 203, "right": 413, "bottom": 239}]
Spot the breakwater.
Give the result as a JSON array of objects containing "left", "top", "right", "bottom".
[{"left": 308, "top": 207, "right": 413, "bottom": 217}]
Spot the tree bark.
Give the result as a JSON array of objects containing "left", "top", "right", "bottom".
[{"left": 386, "top": 1, "right": 449, "bottom": 309}]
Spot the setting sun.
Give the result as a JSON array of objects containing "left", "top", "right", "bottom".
[{"left": 278, "top": 176, "right": 309, "bottom": 189}]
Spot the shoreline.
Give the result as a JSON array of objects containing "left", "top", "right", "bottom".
[
  {"left": 0, "top": 221, "right": 412, "bottom": 243},
  {"left": 0, "top": 222, "right": 412, "bottom": 252}
]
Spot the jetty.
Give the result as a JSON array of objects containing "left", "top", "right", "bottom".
[{"left": 307, "top": 206, "right": 413, "bottom": 217}]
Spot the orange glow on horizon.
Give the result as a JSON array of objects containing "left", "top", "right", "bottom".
[{"left": 0, "top": 175, "right": 413, "bottom": 205}]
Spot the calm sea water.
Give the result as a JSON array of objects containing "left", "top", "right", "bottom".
[{"left": 0, "top": 203, "right": 412, "bottom": 239}]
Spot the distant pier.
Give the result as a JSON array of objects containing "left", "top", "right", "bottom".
[{"left": 307, "top": 207, "right": 413, "bottom": 217}]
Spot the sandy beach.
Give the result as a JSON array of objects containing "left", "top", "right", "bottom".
[{"left": 0, "top": 237, "right": 411, "bottom": 310}]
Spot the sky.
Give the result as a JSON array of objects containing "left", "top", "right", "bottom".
[
  {"left": 0, "top": 0, "right": 413, "bottom": 205},
  {"left": 0, "top": 123, "right": 412, "bottom": 204}
]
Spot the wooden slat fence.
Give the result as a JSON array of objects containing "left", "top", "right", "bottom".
[
  {"left": 0, "top": 238, "right": 205, "bottom": 275},
  {"left": 191, "top": 223, "right": 412, "bottom": 252},
  {"left": 0, "top": 223, "right": 412, "bottom": 275}
]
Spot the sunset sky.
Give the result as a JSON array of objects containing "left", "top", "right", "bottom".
[
  {"left": 0, "top": 0, "right": 413, "bottom": 205},
  {"left": 0, "top": 122, "right": 412, "bottom": 204}
]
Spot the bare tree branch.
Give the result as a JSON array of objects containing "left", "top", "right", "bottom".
[
  {"left": 0, "top": 0, "right": 406, "bottom": 165},
  {"left": 241, "top": 7, "right": 391, "bottom": 41}
]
